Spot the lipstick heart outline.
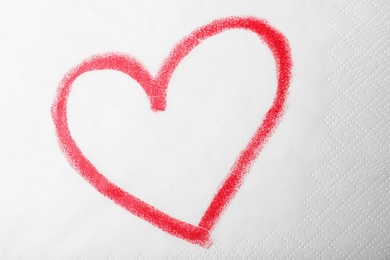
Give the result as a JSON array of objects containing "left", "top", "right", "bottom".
[{"left": 51, "top": 16, "right": 292, "bottom": 247}]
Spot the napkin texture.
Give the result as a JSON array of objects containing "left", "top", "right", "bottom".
[{"left": 0, "top": 0, "right": 388, "bottom": 259}]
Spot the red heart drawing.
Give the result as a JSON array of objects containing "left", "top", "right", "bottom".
[{"left": 51, "top": 16, "right": 292, "bottom": 247}]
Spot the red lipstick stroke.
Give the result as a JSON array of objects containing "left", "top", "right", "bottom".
[{"left": 51, "top": 16, "right": 292, "bottom": 247}]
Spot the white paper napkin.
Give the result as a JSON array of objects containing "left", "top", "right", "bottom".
[{"left": 0, "top": 0, "right": 388, "bottom": 259}]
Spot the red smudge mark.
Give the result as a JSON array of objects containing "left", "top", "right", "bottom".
[{"left": 51, "top": 16, "right": 292, "bottom": 247}]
